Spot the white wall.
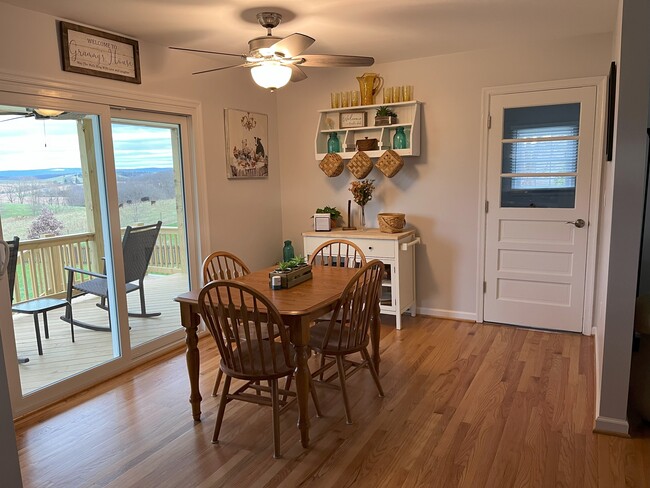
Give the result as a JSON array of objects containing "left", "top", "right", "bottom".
[
  {"left": 0, "top": 0, "right": 287, "bottom": 451},
  {"left": 276, "top": 33, "right": 612, "bottom": 319},
  {"left": 0, "top": 2, "right": 285, "bottom": 271},
  {"left": 594, "top": 0, "right": 650, "bottom": 434}
]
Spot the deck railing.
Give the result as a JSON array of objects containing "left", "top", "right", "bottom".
[
  {"left": 13, "top": 232, "right": 95, "bottom": 303},
  {"left": 12, "top": 227, "right": 183, "bottom": 304}
]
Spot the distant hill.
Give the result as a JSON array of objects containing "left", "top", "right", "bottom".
[{"left": 0, "top": 167, "right": 171, "bottom": 181}]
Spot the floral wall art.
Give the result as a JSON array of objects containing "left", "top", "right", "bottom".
[{"left": 224, "top": 109, "right": 269, "bottom": 179}]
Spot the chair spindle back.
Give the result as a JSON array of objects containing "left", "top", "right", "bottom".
[
  {"left": 202, "top": 251, "right": 251, "bottom": 283},
  {"left": 309, "top": 239, "right": 367, "bottom": 269},
  {"left": 198, "top": 281, "right": 292, "bottom": 377},
  {"left": 321, "top": 259, "right": 384, "bottom": 352}
]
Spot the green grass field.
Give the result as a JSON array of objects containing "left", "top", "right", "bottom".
[{"left": 0, "top": 199, "right": 179, "bottom": 239}]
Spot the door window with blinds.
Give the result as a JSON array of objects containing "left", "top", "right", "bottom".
[{"left": 500, "top": 103, "right": 580, "bottom": 208}]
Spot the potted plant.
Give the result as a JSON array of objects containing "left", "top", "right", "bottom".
[
  {"left": 316, "top": 206, "right": 342, "bottom": 228},
  {"left": 375, "top": 106, "right": 397, "bottom": 126}
]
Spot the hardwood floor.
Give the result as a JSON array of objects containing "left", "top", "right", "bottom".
[{"left": 14, "top": 316, "right": 650, "bottom": 487}]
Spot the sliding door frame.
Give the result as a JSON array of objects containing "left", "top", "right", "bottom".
[{"left": 0, "top": 72, "right": 208, "bottom": 417}]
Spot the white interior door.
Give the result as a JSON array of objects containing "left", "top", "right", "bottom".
[{"left": 484, "top": 87, "right": 597, "bottom": 332}]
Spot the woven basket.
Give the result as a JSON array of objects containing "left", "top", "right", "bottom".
[
  {"left": 348, "top": 151, "right": 373, "bottom": 179},
  {"left": 376, "top": 149, "right": 404, "bottom": 178},
  {"left": 377, "top": 213, "right": 406, "bottom": 233},
  {"left": 319, "top": 153, "right": 344, "bottom": 177}
]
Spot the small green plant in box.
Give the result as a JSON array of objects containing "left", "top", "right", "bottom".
[
  {"left": 375, "top": 106, "right": 397, "bottom": 126},
  {"left": 316, "top": 206, "right": 342, "bottom": 227},
  {"left": 277, "top": 255, "right": 306, "bottom": 272}
]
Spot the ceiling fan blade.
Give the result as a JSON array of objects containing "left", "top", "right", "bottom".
[
  {"left": 0, "top": 115, "right": 29, "bottom": 123},
  {"left": 269, "top": 33, "right": 315, "bottom": 58},
  {"left": 298, "top": 54, "right": 375, "bottom": 68},
  {"left": 169, "top": 46, "right": 246, "bottom": 59},
  {"left": 192, "top": 64, "right": 244, "bottom": 75},
  {"left": 289, "top": 65, "right": 308, "bottom": 82}
]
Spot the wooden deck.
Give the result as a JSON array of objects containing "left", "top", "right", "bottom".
[{"left": 12, "top": 273, "right": 189, "bottom": 394}]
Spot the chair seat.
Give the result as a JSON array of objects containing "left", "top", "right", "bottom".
[
  {"left": 74, "top": 277, "right": 138, "bottom": 297},
  {"left": 309, "top": 321, "right": 369, "bottom": 354},
  {"left": 221, "top": 340, "right": 294, "bottom": 381}
]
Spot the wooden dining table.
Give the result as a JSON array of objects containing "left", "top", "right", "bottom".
[{"left": 174, "top": 264, "right": 381, "bottom": 448}]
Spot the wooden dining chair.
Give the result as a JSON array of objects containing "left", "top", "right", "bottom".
[
  {"left": 308, "top": 239, "right": 367, "bottom": 268},
  {"left": 309, "top": 259, "right": 385, "bottom": 424},
  {"left": 202, "top": 250, "right": 251, "bottom": 282},
  {"left": 198, "top": 280, "right": 322, "bottom": 458},
  {"left": 309, "top": 239, "right": 369, "bottom": 374},
  {"left": 202, "top": 251, "right": 257, "bottom": 396}
]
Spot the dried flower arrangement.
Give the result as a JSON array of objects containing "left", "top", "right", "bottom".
[{"left": 349, "top": 179, "right": 376, "bottom": 207}]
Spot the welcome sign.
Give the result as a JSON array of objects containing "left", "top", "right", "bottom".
[{"left": 59, "top": 21, "right": 141, "bottom": 84}]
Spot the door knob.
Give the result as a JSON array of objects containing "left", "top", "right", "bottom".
[{"left": 565, "top": 219, "right": 586, "bottom": 228}]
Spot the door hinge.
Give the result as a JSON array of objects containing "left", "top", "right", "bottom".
[
  {"left": 485, "top": 201, "right": 489, "bottom": 213},
  {"left": 483, "top": 281, "right": 487, "bottom": 293},
  {"left": 487, "top": 114, "right": 492, "bottom": 129}
]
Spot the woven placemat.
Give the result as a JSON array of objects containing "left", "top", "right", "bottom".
[
  {"left": 319, "top": 153, "right": 344, "bottom": 177},
  {"left": 348, "top": 151, "right": 373, "bottom": 179},
  {"left": 376, "top": 149, "right": 404, "bottom": 178}
]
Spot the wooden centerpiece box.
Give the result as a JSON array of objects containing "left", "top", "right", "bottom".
[{"left": 269, "top": 264, "right": 313, "bottom": 289}]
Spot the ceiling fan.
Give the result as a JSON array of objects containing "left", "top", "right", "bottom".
[
  {"left": 170, "top": 11, "right": 375, "bottom": 90},
  {"left": 0, "top": 108, "right": 81, "bottom": 123}
]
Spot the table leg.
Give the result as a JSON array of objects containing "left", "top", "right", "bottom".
[
  {"left": 43, "top": 312, "right": 49, "bottom": 339},
  {"left": 33, "top": 314, "right": 43, "bottom": 356},
  {"left": 181, "top": 303, "right": 202, "bottom": 421},
  {"left": 289, "top": 315, "right": 311, "bottom": 448}
]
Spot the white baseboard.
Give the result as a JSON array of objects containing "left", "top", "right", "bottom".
[
  {"left": 594, "top": 416, "right": 630, "bottom": 437},
  {"left": 417, "top": 307, "right": 477, "bottom": 322}
]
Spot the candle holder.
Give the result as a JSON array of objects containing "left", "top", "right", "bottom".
[{"left": 343, "top": 199, "right": 357, "bottom": 230}]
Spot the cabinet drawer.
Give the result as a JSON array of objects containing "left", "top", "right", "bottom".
[
  {"left": 303, "top": 236, "right": 395, "bottom": 259},
  {"left": 355, "top": 239, "right": 395, "bottom": 259}
]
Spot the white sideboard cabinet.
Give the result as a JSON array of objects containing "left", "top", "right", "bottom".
[{"left": 302, "top": 229, "right": 419, "bottom": 329}]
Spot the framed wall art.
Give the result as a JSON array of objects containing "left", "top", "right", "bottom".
[
  {"left": 225, "top": 109, "right": 269, "bottom": 179},
  {"left": 340, "top": 111, "right": 367, "bottom": 129},
  {"left": 59, "top": 21, "right": 141, "bottom": 84}
]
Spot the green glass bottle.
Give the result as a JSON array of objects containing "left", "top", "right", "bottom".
[
  {"left": 283, "top": 240, "right": 295, "bottom": 262},
  {"left": 327, "top": 132, "right": 340, "bottom": 153},
  {"left": 393, "top": 127, "right": 407, "bottom": 149}
]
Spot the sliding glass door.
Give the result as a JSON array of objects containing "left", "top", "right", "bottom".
[
  {"left": 0, "top": 96, "right": 195, "bottom": 416},
  {"left": 0, "top": 102, "right": 123, "bottom": 397},
  {"left": 109, "top": 112, "right": 190, "bottom": 353}
]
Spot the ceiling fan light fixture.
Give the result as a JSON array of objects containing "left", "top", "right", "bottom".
[
  {"left": 251, "top": 61, "right": 291, "bottom": 90},
  {"left": 34, "top": 108, "right": 64, "bottom": 117}
]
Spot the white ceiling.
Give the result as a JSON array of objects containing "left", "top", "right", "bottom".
[{"left": 4, "top": 0, "right": 618, "bottom": 64}]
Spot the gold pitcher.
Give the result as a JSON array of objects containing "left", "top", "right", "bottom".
[{"left": 357, "top": 73, "right": 384, "bottom": 106}]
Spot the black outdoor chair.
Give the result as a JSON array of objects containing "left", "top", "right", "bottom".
[
  {"left": 62, "top": 221, "right": 162, "bottom": 332},
  {"left": 6, "top": 237, "right": 29, "bottom": 363},
  {"left": 6, "top": 236, "right": 19, "bottom": 304}
]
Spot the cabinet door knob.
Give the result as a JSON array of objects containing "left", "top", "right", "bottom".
[{"left": 368, "top": 246, "right": 373, "bottom": 250}]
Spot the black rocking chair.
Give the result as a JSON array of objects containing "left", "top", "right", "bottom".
[
  {"left": 62, "top": 221, "right": 162, "bottom": 332},
  {"left": 7, "top": 237, "right": 29, "bottom": 363}
]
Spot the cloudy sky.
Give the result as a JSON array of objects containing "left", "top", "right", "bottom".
[{"left": 0, "top": 114, "right": 174, "bottom": 171}]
